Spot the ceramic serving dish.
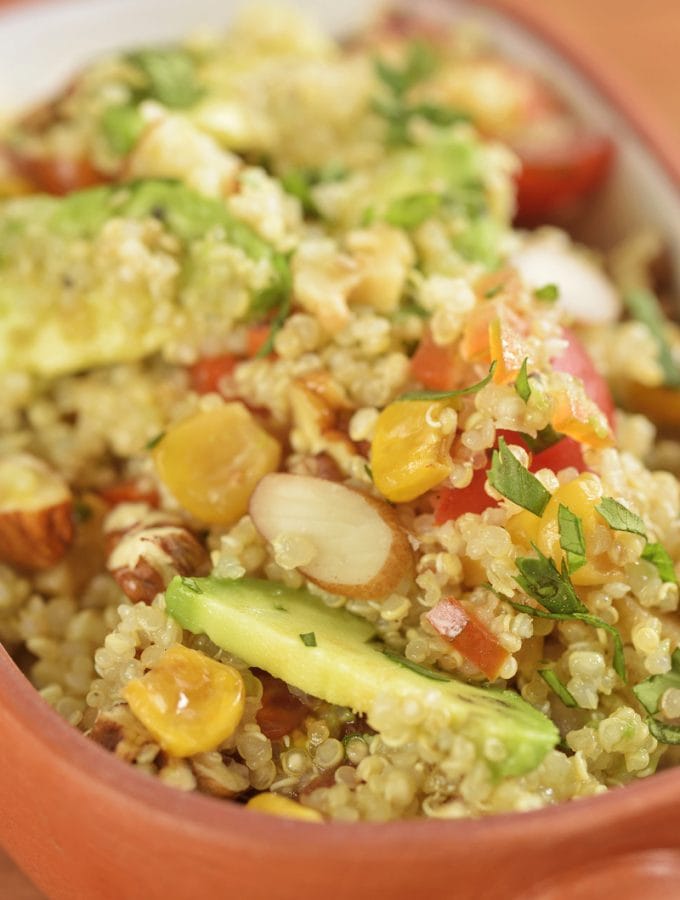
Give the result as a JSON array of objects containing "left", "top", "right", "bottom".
[{"left": 2, "top": 1, "right": 680, "bottom": 898}]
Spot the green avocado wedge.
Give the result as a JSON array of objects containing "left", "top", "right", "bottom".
[
  {"left": 0, "top": 180, "right": 289, "bottom": 376},
  {"left": 166, "top": 576, "right": 558, "bottom": 779}
]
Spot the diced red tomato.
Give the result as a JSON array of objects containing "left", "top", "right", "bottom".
[
  {"left": 188, "top": 354, "right": 237, "bottom": 395},
  {"left": 426, "top": 597, "right": 509, "bottom": 680},
  {"left": 99, "top": 480, "right": 160, "bottom": 507},
  {"left": 410, "top": 328, "right": 462, "bottom": 391},
  {"left": 551, "top": 328, "right": 616, "bottom": 429},
  {"left": 531, "top": 436, "right": 586, "bottom": 473},
  {"left": 513, "top": 128, "right": 614, "bottom": 226},
  {"left": 254, "top": 670, "right": 309, "bottom": 740},
  {"left": 10, "top": 153, "right": 108, "bottom": 196},
  {"left": 434, "top": 467, "right": 496, "bottom": 523}
]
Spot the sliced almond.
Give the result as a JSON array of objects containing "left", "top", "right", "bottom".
[
  {"left": 0, "top": 453, "right": 74, "bottom": 570},
  {"left": 249, "top": 473, "right": 414, "bottom": 600}
]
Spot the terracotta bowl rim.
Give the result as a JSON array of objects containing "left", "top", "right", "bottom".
[{"left": 2, "top": 0, "right": 680, "bottom": 849}]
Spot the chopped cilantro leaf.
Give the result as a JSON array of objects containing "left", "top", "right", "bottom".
[
  {"left": 384, "top": 192, "right": 441, "bottom": 229},
  {"left": 634, "top": 648, "right": 680, "bottom": 714},
  {"left": 101, "top": 104, "right": 144, "bottom": 156},
  {"left": 641, "top": 542, "right": 678, "bottom": 583},
  {"left": 596, "top": 497, "right": 646, "bottom": 537},
  {"left": 647, "top": 718, "right": 680, "bottom": 744},
  {"left": 539, "top": 669, "right": 578, "bottom": 707},
  {"left": 623, "top": 289, "right": 680, "bottom": 388},
  {"left": 128, "top": 48, "right": 204, "bottom": 109},
  {"left": 634, "top": 650, "right": 680, "bottom": 743},
  {"left": 397, "top": 361, "right": 495, "bottom": 402},
  {"left": 146, "top": 432, "right": 165, "bottom": 450},
  {"left": 509, "top": 598, "right": 626, "bottom": 682},
  {"left": 518, "top": 425, "right": 563, "bottom": 455},
  {"left": 558, "top": 504, "right": 587, "bottom": 574},
  {"left": 374, "top": 41, "right": 438, "bottom": 97},
  {"left": 515, "top": 358, "right": 531, "bottom": 403},
  {"left": 515, "top": 547, "right": 585, "bottom": 615},
  {"left": 534, "top": 283, "right": 560, "bottom": 302},
  {"left": 488, "top": 437, "right": 551, "bottom": 516},
  {"left": 280, "top": 164, "right": 347, "bottom": 216},
  {"left": 299, "top": 632, "right": 317, "bottom": 647},
  {"left": 380, "top": 649, "right": 452, "bottom": 682}
]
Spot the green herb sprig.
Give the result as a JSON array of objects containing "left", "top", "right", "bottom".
[
  {"left": 396, "top": 361, "right": 496, "bottom": 402},
  {"left": 623, "top": 288, "right": 680, "bottom": 388},
  {"left": 372, "top": 42, "right": 468, "bottom": 145},
  {"left": 538, "top": 668, "right": 579, "bottom": 708},
  {"left": 488, "top": 437, "right": 550, "bottom": 516},
  {"left": 633, "top": 648, "right": 680, "bottom": 744},
  {"left": 558, "top": 504, "right": 587, "bottom": 574},
  {"left": 596, "top": 497, "right": 646, "bottom": 538},
  {"left": 511, "top": 546, "right": 626, "bottom": 681}
]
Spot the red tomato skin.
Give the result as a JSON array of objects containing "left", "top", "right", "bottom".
[
  {"left": 434, "top": 468, "right": 495, "bottom": 524},
  {"left": 426, "top": 598, "right": 509, "bottom": 681},
  {"left": 513, "top": 131, "right": 614, "bottom": 226},
  {"left": 552, "top": 328, "right": 616, "bottom": 429},
  {"left": 410, "top": 329, "right": 462, "bottom": 392}
]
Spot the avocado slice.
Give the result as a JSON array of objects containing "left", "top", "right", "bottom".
[
  {"left": 166, "top": 576, "right": 558, "bottom": 779},
  {"left": 0, "top": 180, "right": 289, "bottom": 376}
]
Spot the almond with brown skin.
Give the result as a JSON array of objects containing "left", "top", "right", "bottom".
[
  {"left": 249, "top": 473, "right": 414, "bottom": 600},
  {"left": 105, "top": 508, "right": 209, "bottom": 603},
  {"left": 0, "top": 453, "right": 74, "bottom": 570}
]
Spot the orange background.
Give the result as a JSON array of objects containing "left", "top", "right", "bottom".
[{"left": 0, "top": 0, "right": 678, "bottom": 895}]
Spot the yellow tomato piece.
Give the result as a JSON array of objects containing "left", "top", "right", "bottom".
[
  {"left": 246, "top": 793, "right": 323, "bottom": 823},
  {"left": 507, "top": 474, "right": 616, "bottom": 586},
  {"left": 550, "top": 377, "right": 614, "bottom": 449},
  {"left": 371, "top": 400, "right": 454, "bottom": 503},
  {"left": 154, "top": 402, "right": 280, "bottom": 524},
  {"left": 123, "top": 644, "right": 245, "bottom": 757}
]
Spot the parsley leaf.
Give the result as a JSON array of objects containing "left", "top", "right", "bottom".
[
  {"left": 518, "top": 425, "right": 563, "bottom": 455},
  {"left": 374, "top": 42, "right": 438, "bottom": 97},
  {"left": 128, "top": 48, "right": 204, "bottom": 109},
  {"left": 641, "top": 542, "right": 678, "bottom": 583},
  {"left": 596, "top": 497, "right": 646, "bottom": 537},
  {"left": 372, "top": 42, "right": 468, "bottom": 146},
  {"left": 515, "top": 358, "right": 531, "bottom": 403},
  {"left": 397, "top": 361, "right": 496, "bottom": 402},
  {"left": 648, "top": 718, "right": 680, "bottom": 744},
  {"left": 380, "top": 649, "right": 452, "bottom": 682},
  {"left": 539, "top": 668, "right": 579, "bottom": 707},
  {"left": 509, "top": 599, "right": 626, "bottom": 682},
  {"left": 280, "top": 164, "right": 347, "bottom": 217},
  {"left": 534, "top": 283, "right": 560, "bottom": 302},
  {"left": 299, "top": 632, "right": 317, "bottom": 647},
  {"left": 515, "top": 547, "right": 585, "bottom": 615},
  {"left": 633, "top": 649, "right": 680, "bottom": 744},
  {"left": 101, "top": 104, "right": 145, "bottom": 156},
  {"left": 145, "top": 432, "right": 165, "bottom": 450},
  {"left": 634, "top": 648, "right": 680, "bottom": 714},
  {"left": 558, "top": 504, "right": 587, "bottom": 574},
  {"left": 384, "top": 192, "right": 442, "bottom": 229},
  {"left": 488, "top": 437, "right": 551, "bottom": 516},
  {"left": 623, "top": 288, "right": 680, "bottom": 388}
]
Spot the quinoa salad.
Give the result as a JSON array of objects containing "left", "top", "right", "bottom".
[{"left": 2, "top": 5, "right": 680, "bottom": 824}]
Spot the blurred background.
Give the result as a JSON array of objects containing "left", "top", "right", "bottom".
[{"left": 0, "top": 0, "right": 678, "bottom": 895}]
